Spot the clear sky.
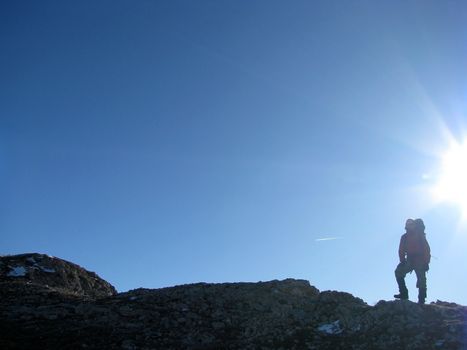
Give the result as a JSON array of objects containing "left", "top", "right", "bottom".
[{"left": 2, "top": 0, "right": 467, "bottom": 305}]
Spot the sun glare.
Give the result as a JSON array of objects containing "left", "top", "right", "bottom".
[{"left": 433, "top": 139, "right": 467, "bottom": 219}]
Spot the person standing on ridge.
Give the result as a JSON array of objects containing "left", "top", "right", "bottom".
[{"left": 394, "top": 218, "right": 431, "bottom": 304}]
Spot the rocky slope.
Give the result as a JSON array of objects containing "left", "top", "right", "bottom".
[
  {"left": 1, "top": 253, "right": 466, "bottom": 349},
  {"left": 0, "top": 253, "right": 116, "bottom": 298}
]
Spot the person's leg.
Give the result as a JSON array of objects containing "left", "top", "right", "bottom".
[
  {"left": 415, "top": 269, "right": 427, "bottom": 304},
  {"left": 394, "top": 262, "right": 411, "bottom": 299}
]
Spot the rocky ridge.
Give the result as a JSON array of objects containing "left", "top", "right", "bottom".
[{"left": 1, "top": 253, "right": 466, "bottom": 349}]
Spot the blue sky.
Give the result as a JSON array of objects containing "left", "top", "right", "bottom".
[{"left": 2, "top": 1, "right": 467, "bottom": 305}]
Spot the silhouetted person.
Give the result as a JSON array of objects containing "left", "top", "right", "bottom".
[{"left": 394, "top": 218, "right": 431, "bottom": 304}]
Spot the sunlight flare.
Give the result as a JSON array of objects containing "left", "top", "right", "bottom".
[{"left": 432, "top": 138, "right": 467, "bottom": 219}]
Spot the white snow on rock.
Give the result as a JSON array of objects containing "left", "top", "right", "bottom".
[
  {"left": 317, "top": 320, "right": 343, "bottom": 335},
  {"left": 38, "top": 266, "right": 56, "bottom": 273},
  {"left": 7, "top": 266, "right": 27, "bottom": 277},
  {"left": 25, "top": 257, "right": 56, "bottom": 273}
]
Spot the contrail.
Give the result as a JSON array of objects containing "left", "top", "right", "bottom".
[{"left": 315, "top": 237, "right": 343, "bottom": 242}]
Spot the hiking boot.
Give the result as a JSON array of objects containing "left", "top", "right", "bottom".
[
  {"left": 395, "top": 276, "right": 408, "bottom": 301},
  {"left": 394, "top": 293, "right": 408, "bottom": 300}
]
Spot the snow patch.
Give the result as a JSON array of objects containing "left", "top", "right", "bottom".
[
  {"left": 317, "top": 320, "right": 343, "bottom": 335},
  {"left": 7, "top": 266, "right": 27, "bottom": 277},
  {"left": 25, "top": 257, "right": 56, "bottom": 273},
  {"left": 39, "top": 266, "right": 56, "bottom": 273}
]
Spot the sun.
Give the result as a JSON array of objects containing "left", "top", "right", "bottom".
[{"left": 432, "top": 139, "right": 467, "bottom": 219}]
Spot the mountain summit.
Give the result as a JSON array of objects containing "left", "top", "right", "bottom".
[{"left": 0, "top": 253, "right": 465, "bottom": 349}]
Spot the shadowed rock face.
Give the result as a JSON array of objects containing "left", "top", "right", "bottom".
[
  {"left": 0, "top": 253, "right": 116, "bottom": 298},
  {"left": 1, "top": 253, "right": 467, "bottom": 349}
]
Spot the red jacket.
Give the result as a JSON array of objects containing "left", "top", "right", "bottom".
[{"left": 398, "top": 232, "right": 431, "bottom": 265}]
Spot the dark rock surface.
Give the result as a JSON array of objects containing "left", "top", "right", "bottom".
[
  {"left": 0, "top": 253, "right": 116, "bottom": 298},
  {"left": 1, "top": 253, "right": 466, "bottom": 349}
]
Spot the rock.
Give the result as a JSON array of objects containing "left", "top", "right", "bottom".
[
  {"left": 1, "top": 253, "right": 467, "bottom": 349},
  {"left": 0, "top": 253, "right": 116, "bottom": 298}
]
